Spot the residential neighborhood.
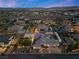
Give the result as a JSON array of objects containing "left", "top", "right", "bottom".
[{"left": 0, "top": 7, "right": 79, "bottom": 54}]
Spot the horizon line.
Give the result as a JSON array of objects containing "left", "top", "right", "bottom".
[{"left": 0, "top": 6, "right": 79, "bottom": 9}]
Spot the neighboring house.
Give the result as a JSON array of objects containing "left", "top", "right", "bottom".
[
  {"left": 37, "top": 24, "right": 49, "bottom": 32},
  {"left": 33, "top": 12, "right": 39, "bottom": 15},
  {"left": 58, "top": 25, "right": 71, "bottom": 33},
  {"left": 30, "top": 19, "right": 41, "bottom": 24},
  {"left": 43, "top": 20, "right": 56, "bottom": 25},
  {"left": 14, "top": 20, "right": 26, "bottom": 26},
  {"left": 0, "top": 35, "right": 17, "bottom": 47},
  {"left": 72, "top": 18, "right": 79, "bottom": 25},
  {"left": 72, "top": 25, "right": 79, "bottom": 32},
  {"left": 8, "top": 25, "right": 25, "bottom": 34},
  {"left": 0, "top": 47, "right": 7, "bottom": 54},
  {"left": 13, "top": 46, "right": 30, "bottom": 53},
  {"left": 17, "top": 29, "right": 25, "bottom": 34},
  {"left": 24, "top": 32, "right": 32, "bottom": 38},
  {"left": 24, "top": 18, "right": 30, "bottom": 21},
  {"left": 46, "top": 27, "right": 53, "bottom": 35},
  {"left": 70, "top": 33, "right": 79, "bottom": 41}
]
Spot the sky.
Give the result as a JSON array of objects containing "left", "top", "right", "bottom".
[{"left": 0, "top": 0, "right": 79, "bottom": 8}]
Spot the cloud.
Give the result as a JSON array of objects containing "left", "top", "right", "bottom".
[
  {"left": 0, "top": 0, "right": 16, "bottom": 7},
  {"left": 27, "top": 0, "right": 36, "bottom": 2},
  {"left": 64, "top": 0, "right": 72, "bottom": 2},
  {"left": 43, "top": 0, "right": 75, "bottom": 8},
  {"left": 0, "top": 0, "right": 4, "bottom": 7},
  {"left": 7, "top": 0, "right": 16, "bottom": 7}
]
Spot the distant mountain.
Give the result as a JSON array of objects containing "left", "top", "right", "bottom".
[{"left": 0, "top": 6, "right": 79, "bottom": 11}]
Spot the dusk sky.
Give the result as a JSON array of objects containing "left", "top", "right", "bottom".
[{"left": 0, "top": 0, "right": 79, "bottom": 8}]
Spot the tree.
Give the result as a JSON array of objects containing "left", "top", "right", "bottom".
[
  {"left": 19, "top": 38, "right": 31, "bottom": 46},
  {"left": 66, "top": 40, "right": 77, "bottom": 53}
]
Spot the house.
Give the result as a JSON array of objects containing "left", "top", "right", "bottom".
[
  {"left": 72, "top": 25, "right": 79, "bottom": 32},
  {"left": 70, "top": 33, "right": 79, "bottom": 41},
  {"left": 30, "top": 19, "right": 41, "bottom": 24},
  {"left": 33, "top": 12, "right": 39, "bottom": 15},
  {"left": 58, "top": 25, "right": 71, "bottom": 33},
  {"left": 45, "top": 27, "right": 53, "bottom": 35},
  {"left": 24, "top": 32, "right": 32, "bottom": 38},
  {"left": 0, "top": 35, "right": 17, "bottom": 47},
  {"left": 0, "top": 47, "right": 7, "bottom": 54},
  {"left": 37, "top": 24, "right": 49, "bottom": 32},
  {"left": 72, "top": 18, "right": 79, "bottom": 25},
  {"left": 14, "top": 20, "right": 26, "bottom": 26},
  {"left": 33, "top": 34, "right": 59, "bottom": 47},
  {"left": 8, "top": 25, "right": 25, "bottom": 34},
  {"left": 13, "top": 46, "right": 31, "bottom": 53},
  {"left": 17, "top": 29, "right": 25, "bottom": 34}
]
